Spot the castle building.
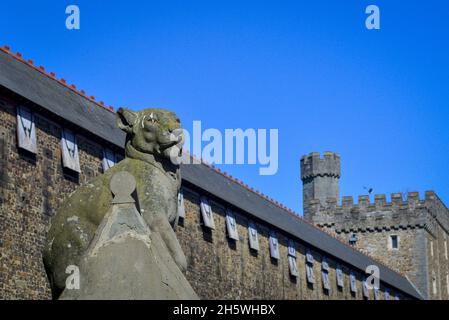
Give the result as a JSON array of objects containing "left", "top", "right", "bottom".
[
  {"left": 301, "top": 152, "right": 449, "bottom": 300},
  {"left": 0, "top": 46, "right": 431, "bottom": 300}
]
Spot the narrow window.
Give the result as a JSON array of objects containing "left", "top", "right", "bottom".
[
  {"left": 336, "top": 265, "right": 344, "bottom": 288},
  {"left": 444, "top": 240, "right": 448, "bottom": 260},
  {"left": 16, "top": 106, "right": 37, "bottom": 154},
  {"left": 248, "top": 222, "right": 259, "bottom": 251},
  {"left": 433, "top": 275, "right": 437, "bottom": 295},
  {"left": 430, "top": 240, "right": 434, "bottom": 257},
  {"left": 225, "top": 209, "right": 239, "bottom": 241},
  {"left": 269, "top": 233, "right": 280, "bottom": 260},
  {"left": 349, "top": 233, "right": 358, "bottom": 246},
  {"left": 306, "top": 251, "right": 315, "bottom": 284},
  {"left": 446, "top": 274, "right": 449, "bottom": 296},
  {"left": 61, "top": 128, "right": 80, "bottom": 173},
  {"left": 321, "top": 258, "right": 330, "bottom": 291},
  {"left": 102, "top": 148, "right": 116, "bottom": 172},
  {"left": 200, "top": 196, "right": 215, "bottom": 229},
  {"left": 288, "top": 256, "right": 299, "bottom": 277},
  {"left": 389, "top": 235, "right": 399, "bottom": 250},
  {"left": 177, "top": 190, "right": 185, "bottom": 219},
  {"left": 349, "top": 272, "right": 357, "bottom": 293}
]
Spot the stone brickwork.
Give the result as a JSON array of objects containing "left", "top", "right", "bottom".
[
  {"left": 177, "top": 186, "right": 399, "bottom": 300},
  {"left": 0, "top": 90, "right": 409, "bottom": 300},
  {"left": 302, "top": 153, "right": 449, "bottom": 300}
]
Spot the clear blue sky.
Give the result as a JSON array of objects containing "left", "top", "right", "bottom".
[{"left": 1, "top": 1, "right": 448, "bottom": 214}]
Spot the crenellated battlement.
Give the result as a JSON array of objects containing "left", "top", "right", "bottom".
[
  {"left": 306, "top": 191, "right": 449, "bottom": 235},
  {"left": 300, "top": 152, "right": 341, "bottom": 180}
]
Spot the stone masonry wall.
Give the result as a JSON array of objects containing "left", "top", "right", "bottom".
[
  {"left": 0, "top": 91, "right": 410, "bottom": 299},
  {"left": 308, "top": 192, "right": 449, "bottom": 299}
]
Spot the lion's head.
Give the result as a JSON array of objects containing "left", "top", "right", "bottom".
[{"left": 117, "top": 107, "right": 184, "bottom": 164}]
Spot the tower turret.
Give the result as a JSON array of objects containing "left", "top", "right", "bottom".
[{"left": 301, "top": 152, "right": 341, "bottom": 220}]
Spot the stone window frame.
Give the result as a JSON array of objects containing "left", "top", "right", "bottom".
[
  {"left": 388, "top": 234, "right": 399, "bottom": 250},
  {"left": 432, "top": 271, "right": 437, "bottom": 296}
]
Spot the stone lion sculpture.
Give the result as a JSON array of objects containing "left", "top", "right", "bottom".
[{"left": 43, "top": 107, "right": 187, "bottom": 298}]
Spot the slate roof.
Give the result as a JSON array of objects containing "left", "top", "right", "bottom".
[{"left": 0, "top": 47, "right": 422, "bottom": 299}]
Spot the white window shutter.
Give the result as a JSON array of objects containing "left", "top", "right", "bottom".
[
  {"left": 362, "top": 278, "right": 369, "bottom": 298},
  {"left": 321, "top": 258, "right": 329, "bottom": 271},
  {"left": 336, "top": 265, "right": 344, "bottom": 288},
  {"left": 61, "top": 128, "right": 80, "bottom": 173},
  {"left": 16, "top": 106, "right": 37, "bottom": 154},
  {"left": 288, "top": 256, "right": 299, "bottom": 277},
  {"left": 269, "top": 233, "right": 280, "bottom": 260},
  {"left": 287, "top": 239, "right": 296, "bottom": 257},
  {"left": 248, "top": 222, "right": 259, "bottom": 251},
  {"left": 102, "top": 148, "right": 116, "bottom": 172},
  {"left": 322, "top": 270, "right": 330, "bottom": 290},
  {"left": 225, "top": 209, "right": 239, "bottom": 241},
  {"left": 350, "top": 272, "right": 357, "bottom": 293},
  {"left": 177, "top": 190, "right": 185, "bottom": 219},
  {"left": 200, "top": 196, "right": 215, "bottom": 229},
  {"left": 373, "top": 287, "right": 379, "bottom": 300},
  {"left": 306, "top": 264, "right": 315, "bottom": 284},
  {"left": 306, "top": 251, "right": 314, "bottom": 264}
]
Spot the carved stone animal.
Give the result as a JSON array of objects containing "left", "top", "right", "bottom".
[{"left": 43, "top": 107, "right": 186, "bottom": 298}]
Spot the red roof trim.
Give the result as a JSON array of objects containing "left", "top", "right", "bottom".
[{"left": 1, "top": 45, "right": 115, "bottom": 113}]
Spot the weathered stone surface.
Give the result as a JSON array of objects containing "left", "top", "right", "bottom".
[
  {"left": 43, "top": 108, "right": 188, "bottom": 297},
  {"left": 301, "top": 151, "right": 449, "bottom": 300},
  {"left": 60, "top": 172, "right": 197, "bottom": 300}
]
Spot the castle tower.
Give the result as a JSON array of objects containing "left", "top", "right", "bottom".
[{"left": 300, "top": 152, "right": 341, "bottom": 220}]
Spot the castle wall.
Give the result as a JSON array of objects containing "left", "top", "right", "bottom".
[
  {"left": 309, "top": 193, "right": 449, "bottom": 300},
  {"left": 0, "top": 91, "right": 411, "bottom": 300}
]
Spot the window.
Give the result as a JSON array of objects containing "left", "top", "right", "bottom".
[
  {"left": 349, "top": 233, "right": 358, "bottom": 246},
  {"left": 321, "top": 258, "right": 330, "bottom": 290},
  {"left": 177, "top": 190, "right": 185, "bottom": 219},
  {"left": 350, "top": 272, "right": 357, "bottom": 293},
  {"left": 16, "top": 106, "right": 37, "bottom": 154},
  {"left": 373, "top": 287, "right": 379, "bottom": 300},
  {"left": 287, "top": 240, "right": 296, "bottom": 258},
  {"left": 248, "top": 222, "right": 259, "bottom": 251},
  {"left": 200, "top": 197, "right": 215, "bottom": 229},
  {"left": 336, "top": 265, "right": 344, "bottom": 288},
  {"left": 102, "top": 148, "right": 116, "bottom": 172},
  {"left": 362, "top": 277, "right": 370, "bottom": 298},
  {"left": 306, "top": 251, "right": 315, "bottom": 284},
  {"left": 446, "top": 274, "right": 449, "bottom": 296},
  {"left": 225, "top": 209, "right": 239, "bottom": 241},
  {"left": 288, "top": 256, "right": 299, "bottom": 277},
  {"left": 269, "top": 233, "right": 280, "bottom": 260},
  {"left": 430, "top": 240, "right": 434, "bottom": 257},
  {"left": 61, "top": 128, "right": 80, "bottom": 173},
  {"left": 444, "top": 240, "right": 448, "bottom": 260},
  {"left": 389, "top": 235, "right": 399, "bottom": 250},
  {"left": 432, "top": 273, "right": 437, "bottom": 295}
]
